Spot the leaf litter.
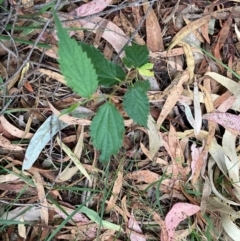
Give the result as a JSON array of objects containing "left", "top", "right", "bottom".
[{"left": 1, "top": 0, "right": 240, "bottom": 240}]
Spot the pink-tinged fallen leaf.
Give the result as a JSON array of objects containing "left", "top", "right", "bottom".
[
  {"left": 202, "top": 112, "right": 240, "bottom": 134},
  {"left": 129, "top": 231, "right": 146, "bottom": 241},
  {"left": 51, "top": 204, "right": 89, "bottom": 225},
  {"left": 128, "top": 213, "right": 142, "bottom": 233},
  {"left": 71, "top": 3, "right": 129, "bottom": 58},
  {"left": 165, "top": 203, "right": 200, "bottom": 241},
  {"left": 80, "top": 17, "right": 128, "bottom": 58},
  {"left": 217, "top": 96, "right": 236, "bottom": 112},
  {"left": 128, "top": 212, "right": 146, "bottom": 241},
  {"left": 73, "top": 0, "right": 111, "bottom": 17}
]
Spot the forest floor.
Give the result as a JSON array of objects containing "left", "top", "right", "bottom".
[{"left": 0, "top": 0, "right": 240, "bottom": 240}]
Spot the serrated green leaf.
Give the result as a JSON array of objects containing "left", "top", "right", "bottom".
[
  {"left": 141, "top": 63, "right": 154, "bottom": 69},
  {"left": 123, "top": 82, "right": 150, "bottom": 127},
  {"left": 90, "top": 102, "right": 124, "bottom": 162},
  {"left": 138, "top": 69, "right": 154, "bottom": 77},
  {"left": 134, "top": 80, "right": 151, "bottom": 92},
  {"left": 123, "top": 43, "right": 149, "bottom": 68},
  {"left": 138, "top": 63, "right": 154, "bottom": 77},
  {"left": 80, "top": 42, "right": 125, "bottom": 87},
  {"left": 53, "top": 11, "right": 98, "bottom": 98}
]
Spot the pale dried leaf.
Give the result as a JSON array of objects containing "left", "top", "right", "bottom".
[
  {"left": 0, "top": 135, "right": 23, "bottom": 150},
  {"left": 79, "top": 17, "right": 128, "bottom": 58},
  {"left": 39, "top": 68, "right": 66, "bottom": 85},
  {"left": 147, "top": 115, "right": 162, "bottom": 160},
  {"left": 1, "top": 206, "right": 41, "bottom": 221},
  {"left": 208, "top": 157, "right": 240, "bottom": 206},
  {"left": 221, "top": 213, "right": 240, "bottom": 241},
  {"left": 74, "top": 125, "right": 84, "bottom": 159},
  {"left": 200, "top": 176, "right": 212, "bottom": 215},
  {"left": 188, "top": 143, "right": 204, "bottom": 181},
  {"left": 222, "top": 130, "right": 240, "bottom": 195},
  {"left": 235, "top": 23, "right": 240, "bottom": 42},
  {"left": 33, "top": 172, "right": 48, "bottom": 224},
  {"left": 124, "top": 170, "right": 159, "bottom": 184},
  {"left": 157, "top": 72, "right": 189, "bottom": 127},
  {"left": 23, "top": 115, "right": 68, "bottom": 170},
  {"left": 106, "top": 163, "right": 123, "bottom": 212},
  {"left": 73, "top": 0, "right": 111, "bottom": 16},
  {"left": 0, "top": 116, "right": 33, "bottom": 139},
  {"left": 179, "top": 41, "right": 195, "bottom": 81},
  {"left": 206, "top": 197, "right": 240, "bottom": 218},
  {"left": 18, "top": 217, "right": 26, "bottom": 239},
  {"left": 56, "top": 136, "right": 92, "bottom": 185},
  {"left": 178, "top": 101, "right": 194, "bottom": 128},
  {"left": 209, "top": 138, "right": 228, "bottom": 175},
  {"left": 193, "top": 81, "right": 202, "bottom": 136},
  {"left": 59, "top": 165, "right": 78, "bottom": 182},
  {"left": 205, "top": 72, "right": 240, "bottom": 110},
  {"left": 0, "top": 173, "right": 19, "bottom": 183},
  {"left": 48, "top": 102, "right": 91, "bottom": 126},
  {"left": 168, "top": 15, "right": 211, "bottom": 50}
]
